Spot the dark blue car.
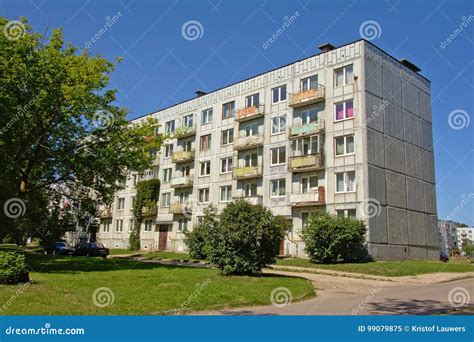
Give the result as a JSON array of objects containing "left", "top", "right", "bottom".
[{"left": 44, "top": 241, "right": 74, "bottom": 255}]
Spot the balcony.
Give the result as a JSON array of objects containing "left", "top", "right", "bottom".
[
  {"left": 233, "top": 195, "right": 263, "bottom": 205},
  {"left": 235, "top": 104, "right": 264, "bottom": 122},
  {"left": 99, "top": 208, "right": 113, "bottom": 218},
  {"left": 170, "top": 202, "right": 192, "bottom": 215},
  {"left": 232, "top": 165, "right": 263, "bottom": 180},
  {"left": 233, "top": 134, "right": 264, "bottom": 151},
  {"left": 170, "top": 176, "right": 194, "bottom": 188},
  {"left": 289, "top": 187, "right": 326, "bottom": 207},
  {"left": 174, "top": 125, "right": 196, "bottom": 139},
  {"left": 288, "top": 85, "right": 325, "bottom": 108},
  {"left": 288, "top": 154, "right": 324, "bottom": 172},
  {"left": 142, "top": 205, "right": 157, "bottom": 216},
  {"left": 172, "top": 150, "right": 195, "bottom": 163},
  {"left": 289, "top": 119, "right": 325, "bottom": 139},
  {"left": 151, "top": 154, "right": 160, "bottom": 166}
]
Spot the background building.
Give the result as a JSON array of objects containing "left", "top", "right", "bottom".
[
  {"left": 455, "top": 227, "right": 474, "bottom": 251},
  {"left": 96, "top": 39, "right": 438, "bottom": 260},
  {"left": 438, "top": 220, "right": 457, "bottom": 254}
]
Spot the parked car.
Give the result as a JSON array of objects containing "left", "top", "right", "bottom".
[
  {"left": 73, "top": 242, "right": 109, "bottom": 258},
  {"left": 440, "top": 251, "right": 449, "bottom": 262},
  {"left": 44, "top": 241, "right": 74, "bottom": 255}
]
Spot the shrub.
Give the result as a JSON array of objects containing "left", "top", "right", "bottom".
[
  {"left": 206, "top": 200, "right": 288, "bottom": 275},
  {"left": 0, "top": 252, "right": 29, "bottom": 284},
  {"left": 184, "top": 206, "right": 217, "bottom": 260},
  {"left": 302, "top": 211, "right": 368, "bottom": 264}
]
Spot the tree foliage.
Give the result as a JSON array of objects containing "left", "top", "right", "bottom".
[
  {"left": 0, "top": 17, "right": 164, "bottom": 243},
  {"left": 185, "top": 201, "right": 288, "bottom": 275},
  {"left": 302, "top": 211, "right": 368, "bottom": 264},
  {"left": 184, "top": 205, "right": 218, "bottom": 260}
]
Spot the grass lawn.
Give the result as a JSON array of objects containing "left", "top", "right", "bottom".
[
  {"left": 0, "top": 253, "right": 314, "bottom": 315},
  {"left": 108, "top": 248, "right": 138, "bottom": 256},
  {"left": 276, "top": 258, "right": 474, "bottom": 277},
  {"left": 141, "top": 251, "right": 193, "bottom": 261}
]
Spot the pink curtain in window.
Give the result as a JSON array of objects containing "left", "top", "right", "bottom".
[
  {"left": 335, "top": 103, "right": 344, "bottom": 120},
  {"left": 346, "top": 101, "right": 354, "bottom": 118}
]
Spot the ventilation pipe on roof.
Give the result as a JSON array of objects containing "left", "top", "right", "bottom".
[
  {"left": 195, "top": 90, "right": 207, "bottom": 97},
  {"left": 399, "top": 59, "right": 421, "bottom": 73},
  {"left": 318, "top": 43, "right": 336, "bottom": 52}
]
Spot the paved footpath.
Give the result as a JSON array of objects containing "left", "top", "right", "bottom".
[{"left": 193, "top": 269, "right": 474, "bottom": 315}]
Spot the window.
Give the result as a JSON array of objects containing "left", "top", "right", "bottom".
[
  {"left": 198, "top": 188, "right": 210, "bottom": 203},
  {"left": 165, "top": 120, "right": 175, "bottom": 134},
  {"left": 117, "top": 198, "right": 125, "bottom": 210},
  {"left": 336, "top": 209, "right": 357, "bottom": 218},
  {"left": 335, "top": 100, "right": 354, "bottom": 121},
  {"left": 301, "top": 212, "right": 310, "bottom": 228},
  {"left": 180, "top": 139, "right": 192, "bottom": 152},
  {"left": 131, "top": 196, "right": 136, "bottom": 209},
  {"left": 243, "top": 123, "right": 259, "bottom": 137},
  {"left": 335, "top": 135, "right": 355, "bottom": 156},
  {"left": 334, "top": 65, "right": 353, "bottom": 87},
  {"left": 164, "top": 144, "right": 173, "bottom": 158},
  {"left": 272, "top": 115, "right": 286, "bottom": 134},
  {"left": 115, "top": 219, "right": 123, "bottom": 232},
  {"left": 301, "top": 176, "right": 318, "bottom": 193},
  {"left": 221, "top": 157, "right": 233, "bottom": 173},
  {"left": 183, "top": 114, "right": 194, "bottom": 127},
  {"left": 103, "top": 220, "right": 111, "bottom": 232},
  {"left": 300, "top": 108, "right": 318, "bottom": 124},
  {"left": 221, "top": 128, "right": 234, "bottom": 145},
  {"left": 301, "top": 75, "right": 318, "bottom": 91},
  {"left": 200, "top": 134, "right": 211, "bottom": 150},
  {"left": 293, "top": 136, "right": 318, "bottom": 156},
  {"left": 129, "top": 219, "right": 135, "bottom": 232},
  {"left": 144, "top": 219, "right": 153, "bottom": 232},
  {"left": 347, "top": 209, "right": 357, "bottom": 218},
  {"left": 180, "top": 164, "right": 191, "bottom": 177},
  {"left": 271, "top": 147, "right": 286, "bottom": 165},
  {"left": 222, "top": 101, "right": 235, "bottom": 119},
  {"left": 336, "top": 210, "right": 345, "bottom": 218},
  {"left": 132, "top": 175, "right": 137, "bottom": 186},
  {"left": 201, "top": 108, "right": 213, "bottom": 124},
  {"left": 271, "top": 179, "right": 286, "bottom": 197},
  {"left": 243, "top": 152, "right": 258, "bottom": 167},
  {"left": 220, "top": 185, "right": 232, "bottom": 202},
  {"left": 245, "top": 93, "right": 259, "bottom": 107},
  {"left": 200, "top": 160, "right": 211, "bottom": 176},
  {"left": 161, "top": 193, "right": 170, "bottom": 207},
  {"left": 244, "top": 182, "right": 257, "bottom": 197},
  {"left": 177, "top": 218, "right": 189, "bottom": 232},
  {"left": 163, "top": 168, "right": 172, "bottom": 182},
  {"left": 335, "top": 171, "right": 356, "bottom": 193},
  {"left": 272, "top": 85, "right": 287, "bottom": 104}
]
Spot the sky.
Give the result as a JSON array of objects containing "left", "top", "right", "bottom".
[{"left": 1, "top": 0, "right": 473, "bottom": 225}]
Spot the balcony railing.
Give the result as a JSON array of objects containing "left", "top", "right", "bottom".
[
  {"left": 289, "top": 119, "right": 325, "bottom": 138},
  {"left": 288, "top": 85, "right": 325, "bottom": 108},
  {"left": 235, "top": 104, "right": 264, "bottom": 122},
  {"left": 232, "top": 165, "right": 263, "bottom": 180},
  {"left": 233, "top": 134, "right": 264, "bottom": 150},
  {"left": 288, "top": 186, "right": 326, "bottom": 206},
  {"left": 170, "top": 202, "right": 192, "bottom": 214},
  {"left": 170, "top": 176, "right": 194, "bottom": 188},
  {"left": 174, "top": 125, "right": 196, "bottom": 138},
  {"left": 172, "top": 150, "right": 195, "bottom": 163},
  {"left": 99, "top": 208, "right": 113, "bottom": 218},
  {"left": 233, "top": 195, "right": 263, "bottom": 205},
  {"left": 288, "top": 154, "right": 324, "bottom": 172}
]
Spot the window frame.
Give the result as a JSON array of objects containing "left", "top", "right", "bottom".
[
  {"left": 272, "top": 84, "right": 287, "bottom": 104},
  {"left": 115, "top": 219, "right": 123, "bottom": 232},
  {"left": 162, "top": 168, "right": 172, "bottom": 182},
  {"left": 221, "top": 128, "right": 234, "bottom": 146},
  {"left": 200, "top": 160, "right": 211, "bottom": 177},
  {"left": 270, "top": 146, "right": 286, "bottom": 166},
  {"left": 335, "top": 134, "right": 355, "bottom": 156},
  {"left": 270, "top": 178, "right": 286, "bottom": 198},
  {"left": 161, "top": 192, "right": 171, "bottom": 208},
  {"left": 117, "top": 197, "right": 125, "bottom": 211},
  {"left": 220, "top": 157, "right": 233, "bottom": 174},
  {"left": 334, "top": 99, "right": 354, "bottom": 122},
  {"left": 335, "top": 171, "right": 356, "bottom": 193},
  {"left": 165, "top": 120, "right": 175, "bottom": 134},
  {"left": 198, "top": 188, "right": 210, "bottom": 204},
  {"left": 271, "top": 115, "right": 287, "bottom": 135},
  {"left": 334, "top": 64, "right": 354, "bottom": 88},
  {"left": 220, "top": 185, "right": 232, "bottom": 202},
  {"left": 200, "top": 134, "right": 211, "bottom": 151},
  {"left": 164, "top": 144, "right": 173, "bottom": 158},
  {"left": 201, "top": 108, "right": 213, "bottom": 125},
  {"left": 222, "top": 101, "right": 235, "bottom": 119}
]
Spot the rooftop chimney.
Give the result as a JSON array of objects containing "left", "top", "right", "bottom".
[
  {"left": 195, "top": 90, "right": 207, "bottom": 97},
  {"left": 399, "top": 59, "right": 421, "bottom": 73},
  {"left": 318, "top": 43, "right": 336, "bottom": 53}
]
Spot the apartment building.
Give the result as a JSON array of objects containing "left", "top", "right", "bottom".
[
  {"left": 438, "top": 220, "right": 457, "bottom": 254},
  {"left": 96, "top": 39, "right": 439, "bottom": 260},
  {"left": 455, "top": 227, "right": 474, "bottom": 250}
]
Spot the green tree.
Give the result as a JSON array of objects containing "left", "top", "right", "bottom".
[
  {"left": 302, "top": 211, "right": 368, "bottom": 264},
  {"left": 0, "top": 17, "right": 164, "bottom": 243},
  {"left": 184, "top": 205, "right": 218, "bottom": 260}
]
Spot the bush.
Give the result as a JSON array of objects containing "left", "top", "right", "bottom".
[
  {"left": 203, "top": 200, "right": 288, "bottom": 275},
  {"left": 184, "top": 206, "right": 217, "bottom": 260},
  {"left": 302, "top": 211, "right": 368, "bottom": 264},
  {"left": 0, "top": 252, "right": 29, "bottom": 284}
]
